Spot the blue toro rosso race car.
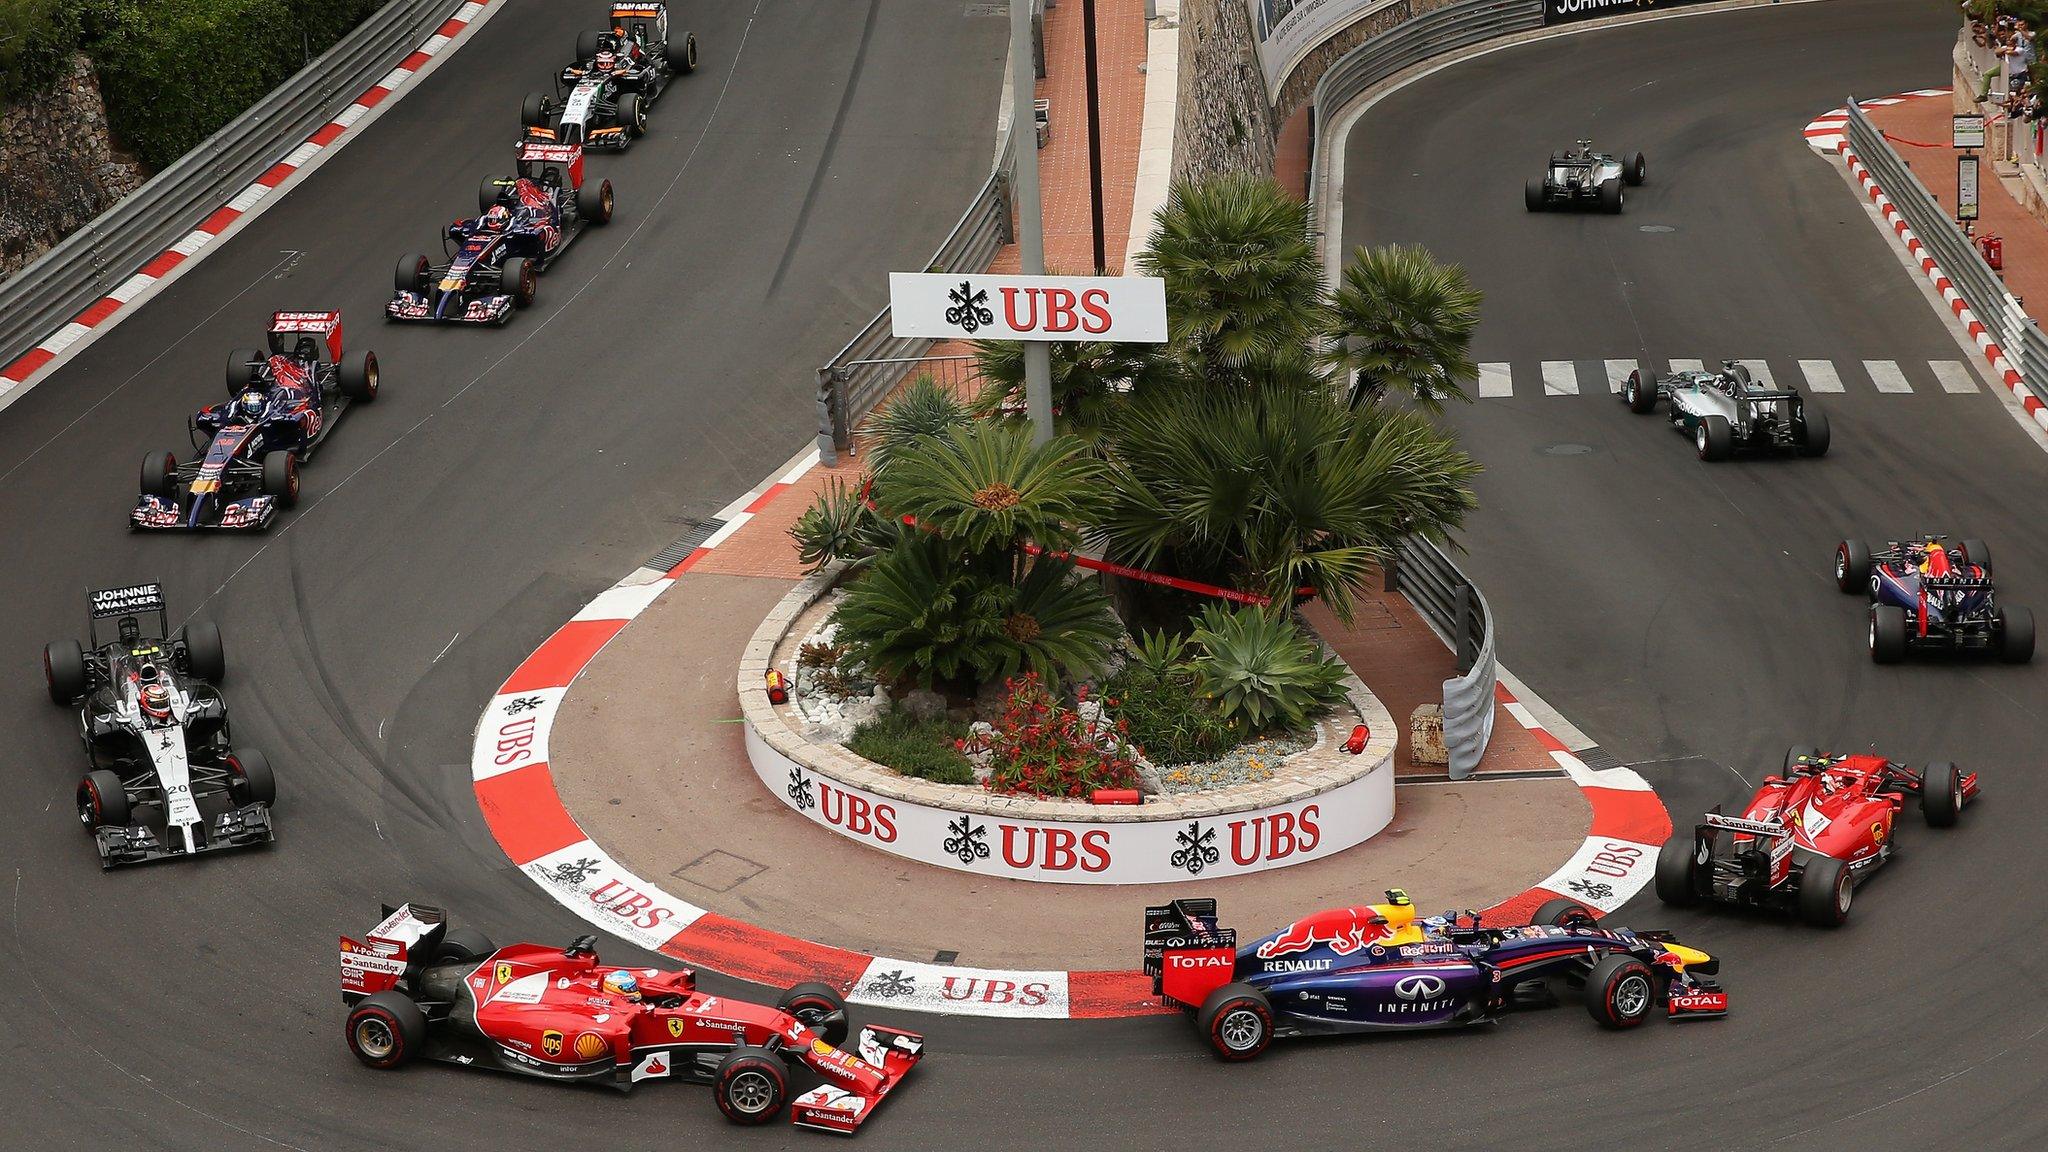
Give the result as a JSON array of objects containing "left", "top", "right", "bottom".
[
  {"left": 1834, "top": 535, "right": 2033, "bottom": 664},
  {"left": 1144, "top": 890, "right": 1725, "bottom": 1060},
  {"left": 389, "top": 139, "right": 613, "bottom": 325}
]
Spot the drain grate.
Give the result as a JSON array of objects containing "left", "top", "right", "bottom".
[
  {"left": 648, "top": 518, "right": 722, "bottom": 571},
  {"left": 964, "top": 3, "right": 1007, "bottom": 15},
  {"left": 1575, "top": 745, "right": 1627, "bottom": 773}
]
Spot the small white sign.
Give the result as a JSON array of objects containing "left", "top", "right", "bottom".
[
  {"left": 1954, "top": 114, "right": 1986, "bottom": 150},
  {"left": 889, "top": 273, "right": 1168, "bottom": 343}
]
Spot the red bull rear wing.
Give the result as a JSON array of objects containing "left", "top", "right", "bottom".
[{"left": 1144, "top": 899, "right": 1237, "bottom": 1008}]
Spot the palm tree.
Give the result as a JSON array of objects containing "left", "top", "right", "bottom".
[
  {"left": 1326, "top": 243, "right": 1483, "bottom": 411},
  {"left": 969, "top": 339, "right": 1171, "bottom": 441},
  {"left": 879, "top": 422, "right": 1108, "bottom": 555},
  {"left": 1137, "top": 174, "right": 1326, "bottom": 381}
]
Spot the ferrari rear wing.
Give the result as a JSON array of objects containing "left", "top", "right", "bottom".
[
  {"left": 790, "top": 1023, "right": 925, "bottom": 1134},
  {"left": 340, "top": 902, "right": 448, "bottom": 1001},
  {"left": 1700, "top": 809, "right": 1790, "bottom": 839}
]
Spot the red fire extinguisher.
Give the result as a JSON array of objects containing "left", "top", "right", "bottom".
[{"left": 1979, "top": 233, "right": 2004, "bottom": 271}]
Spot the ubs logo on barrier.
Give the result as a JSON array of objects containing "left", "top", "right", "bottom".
[{"left": 1542, "top": 0, "right": 1713, "bottom": 24}]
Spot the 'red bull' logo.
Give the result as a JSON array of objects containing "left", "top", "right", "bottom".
[{"left": 1255, "top": 908, "right": 1391, "bottom": 960}]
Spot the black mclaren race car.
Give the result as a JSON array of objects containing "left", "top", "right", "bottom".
[
  {"left": 134, "top": 311, "right": 378, "bottom": 530},
  {"left": 1834, "top": 534, "right": 2032, "bottom": 663},
  {"left": 390, "top": 140, "right": 612, "bottom": 325},
  {"left": 524, "top": 3, "right": 697, "bottom": 151},
  {"left": 1623, "top": 361, "right": 1829, "bottom": 461},
  {"left": 41, "top": 583, "right": 275, "bottom": 868},
  {"left": 1526, "top": 140, "right": 1646, "bottom": 213}
]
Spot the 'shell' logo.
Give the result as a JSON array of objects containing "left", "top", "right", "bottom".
[{"left": 541, "top": 1030, "right": 564, "bottom": 1057}]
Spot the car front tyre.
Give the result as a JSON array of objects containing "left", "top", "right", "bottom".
[
  {"left": 1921, "top": 761, "right": 1962, "bottom": 827},
  {"left": 1585, "top": 954, "right": 1656, "bottom": 1028},
  {"left": 1626, "top": 369, "right": 1659, "bottom": 413},
  {"left": 1197, "top": 983, "right": 1273, "bottom": 1062},
  {"left": 1835, "top": 540, "right": 1873, "bottom": 595},
  {"left": 227, "top": 748, "right": 276, "bottom": 807},
  {"left": 713, "top": 1047, "right": 788, "bottom": 1125},
  {"left": 78, "top": 769, "right": 130, "bottom": 829}
]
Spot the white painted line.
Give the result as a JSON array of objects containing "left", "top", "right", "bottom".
[
  {"left": 1602, "top": 359, "right": 1636, "bottom": 394},
  {"left": 1930, "top": 360, "right": 1979, "bottom": 393},
  {"left": 378, "top": 67, "right": 414, "bottom": 91},
  {"left": 1798, "top": 359, "right": 1845, "bottom": 393},
  {"left": 108, "top": 273, "right": 156, "bottom": 303},
  {"left": 41, "top": 323, "right": 93, "bottom": 355},
  {"left": 1667, "top": 358, "right": 1704, "bottom": 374},
  {"left": 1541, "top": 361, "right": 1578, "bottom": 396},
  {"left": 573, "top": 579, "right": 675, "bottom": 623},
  {"left": 456, "top": 0, "right": 487, "bottom": 18},
  {"left": 226, "top": 183, "right": 272, "bottom": 212},
  {"left": 421, "top": 33, "right": 453, "bottom": 54},
  {"left": 333, "top": 103, "right": 370, "bottom": 129},
  {"left": 700, "top": 513, "right": 752, "bottom": 549},
  {"left": 170, "top": 230, "right": 214, "bottom": 257},
  {"left": 1477, "top": 363, "right": 1513, "bottom": 398},
  {"left": 1865, "top": 359, "right": 1913, "bottom": 393},
  {"left": 1737, "top": 360, "right": 1776, "bottom": 388},
  {"left": 779, "top": 447, "right": 824, "bottom": 485},
  {"left": 282, "top": 141, "right": 323, "bottom": 167}
]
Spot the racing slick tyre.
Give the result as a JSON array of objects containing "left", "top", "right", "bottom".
[
  {"left": 503, "top": 257, "right": 538, "bottom": 309},
  {"left": 226, "top": 347, "right": 263, "bottom": 390},
  {"left": 227, "top": 749, "right": 276, "bottom": 807},
  {"left": 619, "top": 90, "right": 646, "bottom": 136},
  {"left": 776, "top": 982, "right": 850, "bottom": 1047},
  {"left": 579, "top": 178, "right": 615, "bottom": 226},
  {"left": 1584, "top": 954, "right": 1656, "bottom": 1029},
  {"left": 1798, "top": 855, "right": 1853, "bottom": 926},
  {"left": 713, "top": 1047, "right": 788, "bottom": 1125},
  {"left": 261, "top": 451, "right": 300, "bottom": 507},
  {"left": 429, "top": 927, "right": 497, "bottom": 965},
  {"left": 43, "top": 639, "right": 87, "bottom": 706},
  {"left": 396, "top": 253, "right": 430, "bottom": 295},
  {"left": 521, "top": 91, "right": 551, "bottom": 129},
  {"left": 1870, "top": 604, "right": 1908, "bottom": 663},
  {"left": 1525, "top": 178, "right": 1545, "bottom": 211},
  {"left": 1921, "top": 761, "right": 1962, "bottom": 827},
  {"left": 1785, "top": 744, "right": 1821, "bottom": 774},
  {"left": 140, "top": 450, "right": 177, "bottom": 497},
  {"left": 1599, "top": 177, "right": 1624, "bottom": 214},
  {"left": 479, "top": 175, "right": 513, "bottom": 214},
  {"left": 346, "top": 992, "right": 426, "bottom": 1069},
  {"left": 1696, "top": 415, "right": 1733, "bottom": 461},
  {"left": 1625, "top": 369, "right": 1658, "bottom": 413},
  {"left": 183, "top": 618, "right": 226, "bottom": 683},
  {"left": 1534, "top": 897, "right": 1597, "bottom": 928},
  {"left": 1626, "top": 151, "right": 1647, "bottom": 185},
  {"left": 1795, "top": 405, "right": 1830, "bottom": 457},
  {"left": 338, "top": 349, "right": 379, "bottom": 401},
  {"left": 1655, "top": 834, "right": 1701, "bottom": 907},
  {"left": 77, "top": 770, "right": 130, "bottom": 829},
  {"left": 576, "top": 29, "right": 605, "bottom": 61},
  {"left": 672, "top": 31, "right": 698, "bottom": 73},
  {"left": 1835, "top": 539, "right": 1873, "bottom": 594},
  {"left": 1959, "top": 538, "right": 1992, "bottom": 575},
  {"left": 1998, "top": 605, "right": 2035, "bottom": 664},
  {"left": 1197, "top": 983, "right": 1274, "bottom": 1062}
]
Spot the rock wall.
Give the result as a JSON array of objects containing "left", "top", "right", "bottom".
[
  {"left": 1172, "top": 0, "right": 1279, "bottom": 183},
  {"left": 0, "top": 54, "right": 146, "bottom": 281}
]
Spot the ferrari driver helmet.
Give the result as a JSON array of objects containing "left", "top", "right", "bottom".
[
  {"left": 236, "top": 390, "right": 267, "bottom": 421},
  {"left": 602, "top": 970, "right": 642, "bottom": 1002}
]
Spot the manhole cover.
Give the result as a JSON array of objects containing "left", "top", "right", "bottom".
[
  {"left": 1540, "top": 443, "right": 1595, "bottom": 456},
  {"left": 1638, "top": 224, "right": 1675, "bottom": 233}
]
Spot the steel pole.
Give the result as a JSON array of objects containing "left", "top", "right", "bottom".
[
  {"left": 1082, "top": 0, "right": 1107, "bottom": 274},
  {"left": 1012, "top": 0, "right": 1054, "bottom": 443}
]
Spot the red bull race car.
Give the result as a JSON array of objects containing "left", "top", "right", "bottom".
[
  {"left": 341, "top": 904, "right": 924, "bottom": 1134},
  {"left": 390, "top": 140, "right": 612, "bottom": 325},
  {"left": 1834, "top": 534, "right": 2032, "bottom": 663},
  {"left": 1657, "top": 745, "right": 1977, "bottom": 926},
  {"left": 133, "top": 311, "right": 378, "bottom": 530},
  {"left": 1144, "top": 890, "right": 1724, "bottom": 1061}
]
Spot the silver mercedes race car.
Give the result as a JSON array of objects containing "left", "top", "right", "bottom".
[
  {"left": 1526, "top": 140, "right": 1646, "bottom": 213},
  {"left": 1622, "top": 361, "right": 1830, "bottom": 461}
]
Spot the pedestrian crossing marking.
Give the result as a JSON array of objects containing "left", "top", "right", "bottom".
[
  {"left": 1603, "top": 359, "right": 1636, "bottom": 394},
  {"left": 1865, "top": 360, "right": 1912, "bottom": 393},
  {"left": 1541, "top": 361, "right": 1578, "bottom": 396},
  {"left": 1477, "top": 363, "right": 1513, "bottom": 398},
  {"left": 1737, "top": 360, "right": 1777, "bottom": 389},
  {"left": 1930, "top": 360, "right": 1978, "bottom": 393},
  {"left": 1798, "top": 360, "right": 1845, "bottom": 393},
  {"left": 1668, "top": 359, "right": 1704, "bottom": 374}
]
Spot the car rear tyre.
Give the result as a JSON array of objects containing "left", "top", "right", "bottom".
[
  {"left": 1525, "top": 178, "right": 1545, "bottom": 211},
  {"left": 430, "top": 927, "right": 497, "bottom": 965},
  {"left": 141, "top": 450, "right": 177, "bottom": 497},
  {"left": 183, "top": 617, "right": 226, "bottom": 683},
  {"left": 503, "top": 257, "right": 537, "bottom": 308},
  {"left": 672, "top": 31, "right": 697, "bottom": 73},
  {"left": 521, "top": 91, "right": 550, "bottom": 128},
  {"left": 1654, "top": 834, "right": 1702, "bottom": 906},
  {"left": 1870, "top": 604, "right": 1908, "bottom": 663},
  {"left": 77, "top": 770, "right": 129, "bottom": 829},
  {"left": 227, "top": 748, "right": 276, "bottom": 807},
  {"left": 261, "top": 451, "right": 299, "bottom": 507},
  {"left": 1533, "top": 897, "right": 1597, "bottom": 928},
  {"left": 619, "top": 91, "right": 645, "bottom": 135},
  {"left": 579, "top": 178, "right": 614, "bottom": 225},
  {"left": 1584, "top": 954, "right": 1656, "bottom": 1028},
  {"left": 1998, "top": 605, "right": 2034, "bottom": 663},
  {"left": 1696, "top": 415, "right": 1732, "bottom": 461},
  {"left": 1197, "top": 983, "right": 1273, "bottom": 1062},
  {"left": 1627, "top": 152, "right": 1647, "bottom": 185},
  {"left": 1599, "top": 177, "right": 1624, "bottom": 214},
  {"left": 1784, "top": 744, "right": 1820, "bottom": 774},
  {"left": 226, "top": 347, "right": 264, "bottom": 391},
  {"left": 44, "top": 639, "right": 87, "bottom": 705},
  {"left": 1959, "top": 538, "right": 1992, "bottom": 576},
  {"left": 1795, "top": 405, "right": 1830, "bottom": 457},
  {"left": 346, "top": 992, "right": 426, "bottom": 1069},
  {"left": 1921, "top": 761, "right": 1962, "bottom": 827},
  {"left": 1798, "top": 855, "right": 1852, "bottom": 926},
  {"left": 396, "top": 253, "right": 430, "bottom": 295},
  {"left": 1835, "top": 539, "right": 1873, "bottom": 594},
  {"left": 339, "top": 349, "right": 379, "bottom": 402},
  {"left": 1625, "top": 369, "right": 1659, "bottom": 413},
  {"left": 713, "top": 1047, "right": 788, "bottom": 1125},
  {"left": 776, "top": 982, "right": 850, "bottom": 1047},
  {"left": 576, "top": 29, "right": 605, "bottom": 61},
  {"left": 479, "top": 176, "right": 512, "bottom": 214}
]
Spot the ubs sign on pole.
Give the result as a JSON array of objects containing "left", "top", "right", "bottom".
[{"left": 888, "top": 273, "right": 1169, "bottom": 343}]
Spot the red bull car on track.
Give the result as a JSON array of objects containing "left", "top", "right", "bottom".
[
  {"left": 1833, "top": 534, "right": 2032, "bottom": 663},
  {"left": 341, "top": 904, "right": 924, "bottom": 1134},
  {"left": 1143, "top": 890, "right": 1724, "bottom": 1061},
  {"left": 133, "top": 311, "right": 378, "bottom": 530},
  {"left": 1657, "top": 745, "right": 1977, "bottom": 926}
]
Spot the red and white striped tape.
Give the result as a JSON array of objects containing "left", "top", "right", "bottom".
[{"left": 0, "top": 0, "right": 500, "bottom": 400}]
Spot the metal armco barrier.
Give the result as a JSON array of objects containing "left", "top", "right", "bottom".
[
  {"left": 815, "top": 131, "right": 1018, "bottom": 463},
  {"left": 1844, "top": 99, "right": 2048, "bottom": 404},
  {"left": 0, "top": 0, "right": 461, "bottom": 376},
  {"left": 1389, "top": 538, "right": 1496, "bottom": 780}
]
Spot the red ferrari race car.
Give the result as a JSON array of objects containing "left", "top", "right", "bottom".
[
  {"left": 1657, "top": 746, "right": 1978, "bottom": 926},
  {"left": 340, "top": 905, "right": 924, "bottom": 1134}
]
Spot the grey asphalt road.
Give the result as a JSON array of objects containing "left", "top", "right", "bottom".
[{"left": 6, "top": 0, "right": 2038, "bottom": 1150}]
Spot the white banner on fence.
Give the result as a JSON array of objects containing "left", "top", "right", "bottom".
[
  {"left": 888, "top": 273, "right": 1168, "bottom": 342},
  {"left": 1245, "top": 0, "right": 1400, "bottom": 102}
]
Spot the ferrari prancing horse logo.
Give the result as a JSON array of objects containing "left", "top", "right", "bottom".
[
  {"left": 667, "top": 1018, "right": 686, "bottom": 1038},
  {"left": 541, "top": 1029, "right": 564, "bottom": 1057},
  {"left": 495, "top": 962, "right": 513, "bottom": 985}
]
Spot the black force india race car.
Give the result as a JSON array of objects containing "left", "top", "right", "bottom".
[
  {"left": 1144, "top": 890, "right": 1724, "bottom": 1061},
  {"left": 1834, "top": 534, "right": 2033, "bottom": 663},
  {"left": 134, "top": 311, "right": 378, "bottom": 530},
  {"left": 42, "top": 583, "right": 275, "bottom": 868},
  {"left": 1623, "top": 360, "right": 1829, "bottom": 461},
  {"left": 523, "top": 3, "right": 697, "bottom": 151},
  {"left": 1658, "top": 746, "right": 1977, "bottom": 926},
  {"left": 1526, "top": 140, "right": 1646, "bottom": 213},
  {"left": 342, "top": 904, "right": 924, "bottom": 1134},
  {"left": 390, "top": 140, "right": 613, "bottom": 325}
]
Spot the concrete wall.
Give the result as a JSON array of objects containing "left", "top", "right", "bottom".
[
  {"left": 0, "top": 55, "right": 146, "bottom": 280},
  {"left": 1172, "top": 0, "right": 1279, "bottom": 183}
]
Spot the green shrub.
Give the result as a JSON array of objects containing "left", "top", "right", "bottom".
[
  {"left": 0, "top": 0, "right": 90, "bottom": 105},
  {"left": 1189, "top": 604, "right": 1348, "bottom": 732},
  {"left": 848, "top": 710, "right": 974, "bottom": 785},
  {"left": 1100, "top": 666, "right": 1235, "bottom": 766},
  {"left": 789, "top": 477, "right": 891, "bottom": 574}
]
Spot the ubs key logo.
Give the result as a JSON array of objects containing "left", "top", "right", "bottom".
[{"left": 944, "top": 280, "right": 995, "bottom": 333}]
